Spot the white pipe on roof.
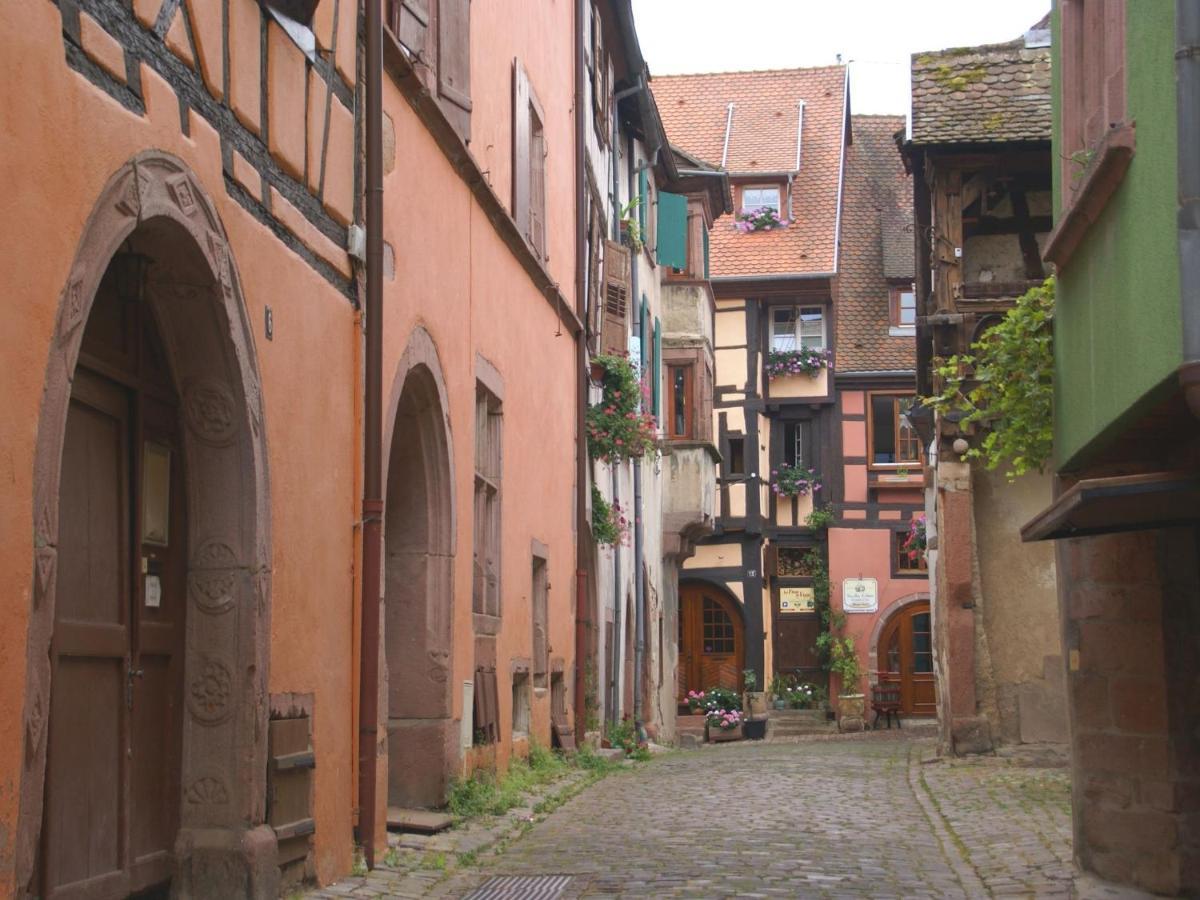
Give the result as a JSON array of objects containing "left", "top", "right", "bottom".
[
  {"left": 794, "top": 100, "right": 806, "bottom": 171},
  {"left": 721, "top": 102, "right": 735, "bottom": 170}
]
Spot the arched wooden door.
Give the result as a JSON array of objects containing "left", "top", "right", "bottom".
[
  {"left": 40, "top": 260, "right": 187, "bottom": 898},
  {"left": 677, "top": 584, "right": 744, "bottom": 704},
  {"left": 877, "top": 601, "right": 936, "bottom": 716}
]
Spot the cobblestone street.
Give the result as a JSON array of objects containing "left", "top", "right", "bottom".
[{"left": 314, "top": 734, "right": 1080, "bottom": 898}]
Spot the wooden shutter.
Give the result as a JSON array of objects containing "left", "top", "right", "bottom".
[
  {"left": 587, "top": 204, "right": 603, "bottom": 350},
  {"left": 698, "top": 359, "right": 714, "bottom": 443},
  {"left": 512, "top": 60, "right": 531, "bottom": 242},
  {"left": 591, "top": 5, "right": 608, "bottom": 146},
  {"left": 530, "top": 116, "right": 546, "bottom": 259},
  {"left": 656, "top": 191, "right": 688, "bottom": 270},
  {"left": 600, "top": 239, "right": 630, "bottom": 355},
  {"left": 268, "top": 714, "right": 316, "bottom": 871},
  {"left": 393, "top": 0, "right": 430, "bottom": 59},
  {"left": 437, "top": 0, "right": 472, "bottom": 140}
]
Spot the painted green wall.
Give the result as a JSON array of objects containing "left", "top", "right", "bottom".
[{"left": 1052, "top": 3, "right": 1180, "bottom": 470}]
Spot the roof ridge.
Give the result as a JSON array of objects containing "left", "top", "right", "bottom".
[
  {"left": 652, "top": 63, "right": 846, "bottom": 81},
  {"left": 911, "top": 36, "right": 1042, "bottom": 61}
]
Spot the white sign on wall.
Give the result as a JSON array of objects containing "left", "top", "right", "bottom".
[{"left": 842, "top": 578, "right": 878, "bottom": 613}]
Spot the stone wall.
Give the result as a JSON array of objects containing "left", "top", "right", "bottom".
[{"left": 1057, "top": 527, "right": 1199, "bottom": 896}]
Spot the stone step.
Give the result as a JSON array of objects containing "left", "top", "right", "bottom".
[{"left": 386, "top": 808, "right": 453, "bottom": 834}]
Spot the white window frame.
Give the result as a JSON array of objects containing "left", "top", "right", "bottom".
[
  {"left": 771, "top": 305, "right": 826, "bottom": 352},
  {"left": 742, "top": 185, "right": 781, "bottom": 211}
]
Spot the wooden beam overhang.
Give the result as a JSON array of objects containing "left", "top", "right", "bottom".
[{"left": 1020, "top": 471, "right": 1200, "bottom": 542}]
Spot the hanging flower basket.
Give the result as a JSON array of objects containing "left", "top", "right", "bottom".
[
  {"left": 591, "top": 486, "right": 630, "bottom": 547},
  {"left": 733, "top": 207, "right": 791, "bottom": 233},
  {"left": 772, "top": 462, "right": 821, "bottom": 498},
  {"left": 587, "top": 354, "right": 658, "bottom": 462},
  {"left": 766, "top": 348, "right": 832, "bottom": 379}
]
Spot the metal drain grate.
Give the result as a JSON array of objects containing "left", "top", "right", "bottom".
[{"left": 463, "top": 874, "right": 573, "bottom": 900}]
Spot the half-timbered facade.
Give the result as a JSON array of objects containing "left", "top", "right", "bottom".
[{"left": 901, "top": 20, "right": 1067, "bottom": 756}]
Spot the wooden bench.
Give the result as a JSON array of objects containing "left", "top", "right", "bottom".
[{"left": 871, "top": 683, "right": 902, "bottom": 730}]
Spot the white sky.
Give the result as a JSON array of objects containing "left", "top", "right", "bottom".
[{"left": 631, "top": 0, "right": 1051, "bottom": 116}]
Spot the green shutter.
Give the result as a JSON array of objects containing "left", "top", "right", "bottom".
[
  {"left": 703, "top": 228, "right": 710, "bottom": 279},
  {"left": 639, "top": 296, "right": 650, "bottom": 384},
  {"left": 638, "top": 169, "right": 648, "bottom": 236},
  {"left": 653, "top": 317, "right": 662, "bottom": 419},
  {"left": 656, "top": 191, "right": 687, "bottom": 270}
]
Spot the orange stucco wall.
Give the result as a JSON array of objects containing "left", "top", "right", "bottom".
[{"left": 827, "top": 527, "right": 928, "bottom": 698}]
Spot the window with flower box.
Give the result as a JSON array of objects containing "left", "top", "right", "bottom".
[
  {"left": 742, "top": 186, "right": 780, "bottom": 211},
  {"left": 771, "top": 306, "right": 825, "bottom": 352},
  {"left": 894, "top": 530, "right": 928, "bottom": 576}
]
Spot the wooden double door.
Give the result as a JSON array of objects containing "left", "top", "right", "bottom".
[
  {"left": 877, "top": 601, "right": 936, "bottom": 716},
  {"left": 677, "top": 584, "right": 744, "bottom": 703},
  {"left": 40, "top": 269, "right": 187, "bottom": 899}
]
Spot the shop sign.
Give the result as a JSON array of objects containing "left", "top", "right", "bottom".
[
  {"left": 779, "top": 587, "right": 815, "bottom": 614},
  {"left": 842, "top": 578, "right": 878, "bottom": 613}
]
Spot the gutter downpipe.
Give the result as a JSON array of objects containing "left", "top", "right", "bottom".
[
  {"left": 628, "top": 134, "right": 646, "bottom": 727},
  {"left": 357, "top": 0, "right": 384, "bottom": 871},
  {"left": 574, "top": 0, "right": 590, "bottom": 747},
  {"left": 832, "top": 68, "right": 849, "bottom": 274},
  {"left": 609, "top": 95, "right": 623, "bottom": 724},
  {"left": 1177, "top": 0, "right": 1200, "bottom": 413}
]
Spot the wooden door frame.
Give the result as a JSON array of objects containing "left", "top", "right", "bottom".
[
  {"left": 20, "top": 153, "right": 276, "bottom": 897},
  {"left": 869, "top": 593, "right": 933, "bottom": 715},
  {"left": 678, "top": 581, "right": 746, "bottom": 697}
]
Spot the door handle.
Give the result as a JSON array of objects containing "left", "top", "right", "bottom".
[{"left": 126, "top": 665, "right": 145, "bottom": 710}]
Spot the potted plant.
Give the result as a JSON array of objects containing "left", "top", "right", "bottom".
[
  {"left": 768, "top": 673, "right": 792, "bottom": 710},
  {"left": 706, "top": 707, "right": 744, "bottom": 742},
  {"left": 828, "top": 636, "right": 865, "bottom": 731},
  {"left": 685, "top": 690, "right": 707, "bottom": 715},
  {"left": 742, "top": 669, "right": 767, "bottom": 718},
  {"left": 618, "top": 197, "right": 643, "bottom": 251},
  {"left": 771, "top": 462, "right": 822, "bottom": 499},
  {"left": 591, "top": 486, "right": 630, "bottom": 548}
]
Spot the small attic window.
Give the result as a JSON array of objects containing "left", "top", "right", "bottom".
[{"left": 743, "top": 186, "right": 780, "bottom": 212}]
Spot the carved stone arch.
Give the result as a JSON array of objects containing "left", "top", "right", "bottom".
[
  {"left": 868, "top": 592, "right": 931, "bottom": 680},
  {"left": 20, "top": 151, "right": 275, "bottom": 896},
  {"left": 381, "top": 325, "right": 458, "bottom": 808}
]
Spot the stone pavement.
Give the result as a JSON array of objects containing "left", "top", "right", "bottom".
[{"left": 311, "top": 732, "right": 1085, "bottom": 898}]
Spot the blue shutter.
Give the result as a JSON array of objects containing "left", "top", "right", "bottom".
[
  {"left": 639, "top": 295, "right": 650, "bottom": 401},
  {"left": 656, "top": 191, "right": 688, "bottom": 270},
  {"left": 703, "top": 228, "right": 710, "bottom": 279}
]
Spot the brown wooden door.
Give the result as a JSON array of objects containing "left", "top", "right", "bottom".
[
  {"left": 877, "top": 601, "right": 936, "bottom": 716},
  {"left": 677, "top": 585, "right": 743, "bottom": 703},
  {"left": 41, "top": 270, "right": 186, "bottom": 899}
]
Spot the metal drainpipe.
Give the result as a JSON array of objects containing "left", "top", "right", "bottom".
[
  {"left": 610, "top": 465, "right": 622, "bottom": 722},
  {"left": 628, "top": 134, "right": 646, "bottom": 726},
  {"left": 573, "top": 0, "right": 590, "bottom": 746},
  {"left": 357, "top": 0, "right": 384, "bottom": 872},
  {"left": 1177, "top": 0, "right": 1200, "bottom": 411}
]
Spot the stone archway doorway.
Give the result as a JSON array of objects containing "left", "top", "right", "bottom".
[
  {"left": 20, "top": 153, "right": 275, "bottom": 899},
  {"left": 383, "top": 333, "right": 456, "bottom": 810}
]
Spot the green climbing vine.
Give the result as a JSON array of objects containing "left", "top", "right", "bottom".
[{"left": 925, "top": 277, "right": 1055, "bottom": 480}]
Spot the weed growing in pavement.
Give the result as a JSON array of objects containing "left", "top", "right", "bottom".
[
  {"left": 351, "top": 845, "right": 367, "bottom": 876},
  {"left": 382, "top": 847, "right": 403, "bottom": 869},
  {"left": 420, "top": 852, "right": 447, "bottom": 871},
  {"left": 447, "top": 742, "right": 592, "bottom": 820}
]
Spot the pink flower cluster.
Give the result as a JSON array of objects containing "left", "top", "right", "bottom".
[
  {"left": 733, "top": 207, "right": 791, "bottom": 233},
  {"left": 765, "top": 348, "right": 833, "bottom": 379},
  {"left": 707, "top": 708, "right": 743, "bottom": 730}
]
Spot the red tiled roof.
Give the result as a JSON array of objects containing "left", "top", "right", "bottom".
[
  {"left": 836, "top": 115, "right": 916, "bottom": 374},
  {"left": 652, "top": 66, "right": 847, "bottom": 277}
]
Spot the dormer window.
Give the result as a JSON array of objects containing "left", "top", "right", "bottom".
[{"left": 742, "top": 186, "right": 780, "bottom": 211}]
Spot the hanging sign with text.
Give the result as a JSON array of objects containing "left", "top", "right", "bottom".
[
  {"left": 842, "top": 578, "right": 879, "bottom": 613},
  {"left": 779, "top": 587, "right": 816, "bottom": 614}
]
